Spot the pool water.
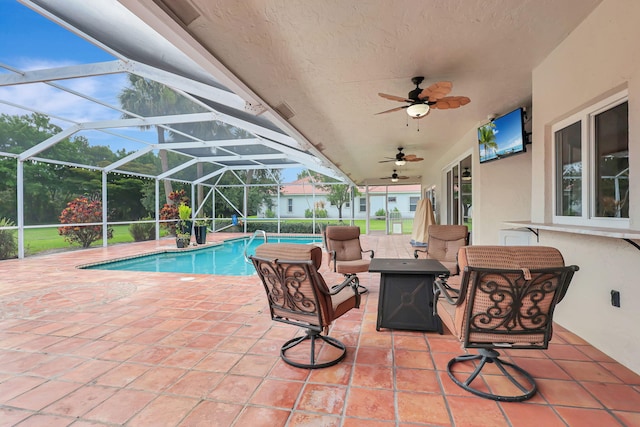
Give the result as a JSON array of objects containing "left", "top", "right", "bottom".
[{"left": 83, "top": 236, "right": 323, "bottom": 276}]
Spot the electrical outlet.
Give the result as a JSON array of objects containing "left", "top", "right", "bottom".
[{"left": 611, "top": 290, "right": 621, "bottom": 308}]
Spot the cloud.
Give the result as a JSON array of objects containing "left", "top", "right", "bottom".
[{"left": 0, "top": 71, "right": 128, "bottom": 124}]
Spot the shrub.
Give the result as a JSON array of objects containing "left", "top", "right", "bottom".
[
  {"left": 178, "top": 203, "right": 192, "bottom": 220},
  {"left": 0, "top": 217, "right": 17, "bottom": 260},
  {"left": 129, "top": 218, "right": 155, "bottom": 241},
  {"left": 304, "top": 208, "right": 328, "bottom": 218},
  {"left": 265, "top": 209, "right": 276, "bottom": 218},
  {"left": 58, "top": 195, "right": 113, "bottom": 248},
  {"left": 375, "top": 208, "right": 386, "bottom": 217},
  {"left": 159, "top": 190, "right": 189, "bottom": 235}
]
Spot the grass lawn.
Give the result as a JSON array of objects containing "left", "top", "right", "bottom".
[
  {"left": 14, "top": 218, "right": 414, "bottom": 256},
  {"left": 23, "top": 225, "right": 138, "bottom": 255}
]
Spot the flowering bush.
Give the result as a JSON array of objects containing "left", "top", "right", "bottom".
[
  {"left": 159, "top": 190, "right": 189, "bottom": 235},
  {"left": 58, "top": 195, "right": 113, "bottom": 248}
]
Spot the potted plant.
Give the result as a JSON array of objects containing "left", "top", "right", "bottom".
[
  {"left": 177, "top": 203, "right": 192, "bottom": 235},
  {"left": 176, "top": 232, "right": 191, "bottom": 248},
  {"left": 194, "top": 219, "right": 208, "bottom": 245}
]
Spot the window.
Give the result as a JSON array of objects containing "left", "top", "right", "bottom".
[
  {"left": 388, "top": 196, "right": 397, "bottom": 203},
  {"left": 444, "top": 155, "right": 472, "bottom": 226},
  {"left": 359, "top": 197, "right": 366, "bottom": 212},
  {"left": 553, "top": 91, "right": 628, "bottom": 227},
  {"left": 409, "top": 197, "right": 419, "bottom": 212},
  {"left": 287, "top": 198, "right": 293, "bottom": 213}
]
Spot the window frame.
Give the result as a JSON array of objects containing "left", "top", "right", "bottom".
[
  {"left": 552, "top": 90, "right": 629, "bottom": 228},
  {"left": 359, "top": 197, "right": 366, "bottom": 212},
  {"left": 409, "top": 196, "right": 419, "bottom": 212}
]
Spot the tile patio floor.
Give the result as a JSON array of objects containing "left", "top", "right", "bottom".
[{"left": 0, "top": 233, "right": 639, "bottom": 426}]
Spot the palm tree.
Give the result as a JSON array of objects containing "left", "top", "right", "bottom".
[
  {"left": 478, "top": 122, "right": 498, "bottom": 159},
  {"left": 118, "top": 75, "right": 180, "bottom": 203}
]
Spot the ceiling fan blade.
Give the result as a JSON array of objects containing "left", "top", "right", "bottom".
[
  {"left": 378, "top": 159, "right": 396, "bottom": 163},
  {"left": 404, "top": 155, "right": 424, "bottom": 162},
  {"left": 378, "top": 92, "right": 411, "bottom": 102},
  {"left": 432, "top": 96, "right": 471, "bottom": 110},
  {"left": 418, "top": 81, "right": 452, "bottom": 101},
  {"left": 375, "top": 106, "right": 407, "bottom": 115},
  {"left": 398, "top": 176, "right": 409, "bottom": 179}
]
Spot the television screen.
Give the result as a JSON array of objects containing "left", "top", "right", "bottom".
[{"left": 478, "top": 108, "right": 526, "bottom": 163}]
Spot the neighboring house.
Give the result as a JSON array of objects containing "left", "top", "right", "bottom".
[{"left": 259, "top": 177, "right": 421, "bottom": 220}]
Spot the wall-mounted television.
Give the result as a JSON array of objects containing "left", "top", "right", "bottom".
[{"left": 478, "top": 107, "right": 527, "bottom": 164}]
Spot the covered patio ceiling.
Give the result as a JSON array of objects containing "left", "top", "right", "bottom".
[{"left": 3, "top": 0, "right": 603, "bottom": 187}]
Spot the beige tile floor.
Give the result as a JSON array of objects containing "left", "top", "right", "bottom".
[{"left": 0, "top": 233, "right": 639, "bottom": 426}]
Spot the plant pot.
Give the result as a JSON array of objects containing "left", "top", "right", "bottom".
[
  {"left": 178, "top": 220, "right": 193, "bottom": 235},
  {"left": 194, "top": 225, "right": 207, "bottom": 244},
  {"left": 176, "top": 235, "right": 190, "bottom": 248}
]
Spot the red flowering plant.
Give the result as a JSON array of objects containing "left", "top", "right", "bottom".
[
  {"left": 58, "top": 195, "right": 113, "bottom": 248},
  {"left": 159, "top": 189, "right": 190, "bottom": 235}
]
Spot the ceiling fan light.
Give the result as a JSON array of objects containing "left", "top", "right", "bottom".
[
  {"left": 391, "top": 177, "right": 399, "bottom": 183},
  {"left": 395, "top": 159, "right": 406, "bottom": 166},
  {"left": 406, "top": 103, "right": 430, "bottom": 118}
]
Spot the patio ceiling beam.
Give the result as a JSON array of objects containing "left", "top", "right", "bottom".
[
  {"left": 104, "top": 146, "right": 154, "bottom": 172},
  {"left": 148, "top": 138, "right": 261, "bottom": 151},
  {"left": 78, "top": 112, "right": 216, "bottom": 130},
  {"left": 0, "top": 61, "right": 123, "bottom": 86},
  {"left": 193, "top": 167, "right": 227, "bottom": 184},
  {"left": 157, "top": 158, "right": 199, "bottom": 179},
  {"left": 19, "top": 125, "right": 80, "bottom": 160},
  {"left": 196, "top": 154, "right": 284, "bottom": 162},
  {"left": 126, "top": 61, "right": 249, "bottom": 113},
  {"left": 211, "top": 110, "right": 296, "bottom": 149}
]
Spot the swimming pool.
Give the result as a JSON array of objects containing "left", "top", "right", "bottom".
[{"left": 82, "top": 236, "right": 323, "bottom": 276}]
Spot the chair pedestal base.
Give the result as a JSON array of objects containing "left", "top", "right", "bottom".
[
  {"left": 281, "top": 329, "right": 347, "bottom": 369},
  {"left": 447, "top": 348, "right": 537, "bottom": 402}
]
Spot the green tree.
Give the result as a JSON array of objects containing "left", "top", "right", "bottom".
[
  {"left": 478, "top": 121, "right": 498, "bottom": 159},
  {"left": 118, "top": 75, "right": 183, "bottom": 203},
  {"left": 298, "top": 170, "right": 359, "bottom": 220}
]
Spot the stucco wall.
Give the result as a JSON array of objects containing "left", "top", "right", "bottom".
[
  {"left": 531, "top": 0, "right": 640, "bottom": 373},
  {"left": 423, "top": 125, "right": 532, "bottom": 246},
  {"left": 422, "top": 0, "right": 640, "bottom": 374}
]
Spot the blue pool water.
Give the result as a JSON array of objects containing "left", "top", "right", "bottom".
[{"left": 83, "top": 236, "right": 322, "bottom": 276}]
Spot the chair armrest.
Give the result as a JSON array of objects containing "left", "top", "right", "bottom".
[
  {"left": 362, "top": 249, "right": 374, "bottom": 259},
  {"left": 328, "top": 250, "right": 337, "bottom": 271},
  {"left": 325, "top": 274, "right": 361, "bottom": 308},
  {"left": 414, "top": 248, "right": 428, "bottom": 259},
  {"left": 433, "top": 277, "right": 462, "bottom": 306},
  {"left": 328, "top": 274, "right": 360, "bottom": 296}
]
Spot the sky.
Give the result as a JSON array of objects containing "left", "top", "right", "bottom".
[
  {"left": 0, "top": 0, "right": 144, "bottom": 148},
  {"left": 0, "top": 0, "right": 299, "bottom": 181},
  {"left": 0, "top": 0, "right": 301, "bottom": 181}
]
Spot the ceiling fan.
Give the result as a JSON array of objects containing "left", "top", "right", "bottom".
[
  {"left": 381, "top": 170, "right": 409, "bottom": 182},
  {"left": 376, "top": 76, "right": 471, "bottom": 118},
  {"left": 379, "top": 147, "right": 424, "bottom": 165}
]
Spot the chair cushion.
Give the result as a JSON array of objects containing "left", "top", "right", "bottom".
[
  {"left": 458, "top": 245, "right": 565, "bottom": 270},
  {"left": 335, "top": 259, "right": 370, "bottom": 274},
  {"left": 325, "top": 226, "right": 364, "bottom": 261},
  {"left": 331, "top": 287, "right": 359, "bottom": 318},
  {"left": 255, "top": 243, "right": 322, "bottom": 270}
]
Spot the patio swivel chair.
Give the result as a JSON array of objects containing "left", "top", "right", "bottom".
[
  {"left": 434, "top": 245, "right": 579, "bottom": 401},
  {"left": 323, "top": 225, "right": 374, "bottom": 294},
  {"left": 413, "top": 224, "right": 469, "bottom": 276},
  {"left": 250, "top": 243, "right": 361, "bottom": 369}
]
